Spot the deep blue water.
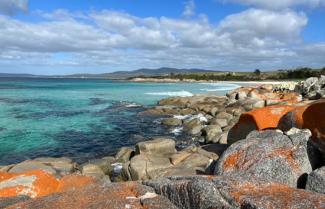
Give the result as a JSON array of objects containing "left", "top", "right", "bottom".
[{"left": 0, "top": 78, "right": 239, "bottom": 165}]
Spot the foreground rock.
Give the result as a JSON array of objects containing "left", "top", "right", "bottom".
[
  {"left": 306, "top": 166, "right": 325, "bottom": 194},
  {"left": 0, "top": 170, "right": 59, "bottom": 198},
  {"left": 0, "top": 170, "right": 97, "bottom": 199},
  {"left": 1, "top": 157, "right": 76, "bottom": 178},
  {"left": 127, "top": 138, "right": 218, "bottom": 180},
  {"left": 144, "top": 175, "right": 325, "bottom": 209},
  {"left": 216, "top": 129, "right": 319, "bottom": 188},
  {"left": 7, "top": 182, "right": 178, "bottom": 209}
]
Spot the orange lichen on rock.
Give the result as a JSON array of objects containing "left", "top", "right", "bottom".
[
  {"left": 8, "top": 182, "right": 153, "bottom": 209},
  {"left": 230, "top": 181, "right": 325, "bottom": 208},
  {"left": 57, "top": 175, "right": 96, "bottom": 193},
  {"left": 222, "top": 150, "right": 244, "bottom": 170},
  {"left": 228, "top": 105, "right": 295, "bottom": 144},
  {"left": 244, "top": 105, "right": 296, "bottom": 130},
  {"left": 0, "top": 170, "right": 59, "bottom": 198},
  {"left": 283, "top": 99, "right": 325, "bottom": 152}
]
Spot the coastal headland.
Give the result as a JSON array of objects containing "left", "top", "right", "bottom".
[{"left": 0, "top": 76, "right": 324, "bottom": 208}]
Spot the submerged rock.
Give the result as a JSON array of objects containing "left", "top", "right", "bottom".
[{"left": 161, "top": 118, "right": 183, "bottom": 126}]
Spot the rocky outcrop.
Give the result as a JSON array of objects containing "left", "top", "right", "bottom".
[
  {"left": 306, "top": 166, "right": 325, "bottom": 194},
  {"left": 144, "top": 84, "right": 304, "bottom": 145},
  {"left": 0, "top": 170, "right": 59, "bottom": 198},
  {"left": 216, "top": 129, "right": 319, "bottom": 188},
  {"left": 0, "top": 170, "right": 98, "bottom": 199},
  {"left": 127, "top": 139, "right": 218, "bottom": 180},
  {"left": 279, "top": 99, "right": 325, "bottom": 154},
  {"left": 7, "top": 181, "right": 179, "bottom": 209},
  {"left": 228, "top": 105, "right": 295, "bottom": 144},
  {"left": 295, "top": 76, "right": 325, "bottom": 99},
  {"left": 144, "top": 175, "right": 325, "bottom": 209},
  {"left": 228, "top": 100, "right": 325, "bottom": 158},
  {"left": 0, "top": 157, "right": 76, "bottom": 178}
]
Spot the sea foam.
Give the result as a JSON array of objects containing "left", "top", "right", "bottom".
[{"left": 145, "top": 90, "right": 193, "bottom": 97}]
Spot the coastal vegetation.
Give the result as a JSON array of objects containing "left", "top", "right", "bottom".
[{"left": 131, "top": 67, "right": 325, "bottom": 81}]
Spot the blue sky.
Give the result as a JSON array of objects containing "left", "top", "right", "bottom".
[{"left": 0, "top": 0, "right": 324, "bottom": 74}]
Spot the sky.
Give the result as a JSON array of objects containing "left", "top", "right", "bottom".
[{"left": 0, "top": 0, "right": 324, "bottom": 75}]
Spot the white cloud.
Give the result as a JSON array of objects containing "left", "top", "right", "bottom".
[
  {"left": 0, "top": 8, "right": 323, "bottom": 74},
  {"left": 182, "top": 0, "right": 196, "bottom": 17},
  {"left": 0, "top": 0, "right": 28, "bottom": 15},
  {"left": 218, "top": 9, "right": 308, "bottom": 44},
  {"left": 222, "top": 0, "right": 325, "bottom": 9}
]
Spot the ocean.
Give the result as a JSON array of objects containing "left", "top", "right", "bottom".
[{"left": 0, "top": 78, "right": 240, "bottom": 165}]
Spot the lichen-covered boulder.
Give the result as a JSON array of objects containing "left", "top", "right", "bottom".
[
  {"left": 7, "top": 182, "right": 179, "bottom": 209},
  {"left": 144, "top": 175, "right": 325, "bottom": 209},
  {"left": 306, "top": 166, "right": 325, "bottom": 194},
  {"left": 228, "top": 105, "right": 295, "bottom": 144},
  {"left": 215, "top": 129, "right": 317, "bottom": 188},
  {"left": 0, "top": 170, "right": 59, "bottom": 198},
  {"left": 279, "top": 99, "right": 325, "bottom": 154},
  {"left": 228, "top": 100, "right": 325, "bottom": 147}
]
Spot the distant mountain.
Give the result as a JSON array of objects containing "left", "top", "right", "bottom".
[
  {"left": 0, "top": 68, "right": 220, "bottom": 79},
  {"left": 65, "top": 67, "right": 220, "bottom": 79},
  {"left": 0, "top": 73, "right": 38, "bottom": 78}
]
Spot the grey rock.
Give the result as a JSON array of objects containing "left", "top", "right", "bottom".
[
  {"left": 129, "top": 154, "right": 173, "bottom": 180},
  {"left": 9, "top": 161, "right": 57, "bottom": 175},
  {"left": 215, "top": 129, "right": 316, "bottom": 188},
  {"left": 115, "top": 147, "right": 134, "bottom": 163},
  {"left": 87, "top": 159, "right": 112, "bottom": 175},
  {"left": 0, "top": 196, "right": 30, "bottom": 208},
  {"left": 202, "top": 125, "right": 222, "bottom": 143},
  {"left": 161, "top": 118, "right": 183, "bottom": 126},
  {"left": 215, "top": 111, "right": 233, "bottom": 122},
  {"left": 144, "top": 175, "right": 325, "bottom": 209},
  {"left": 210, "top": 118, "right": 228, "bottom": 128},
  {"left": 81, "top": 163, "right": 110, "bottom": 182},
  {"left": 33, "top": 157, "right": 75, "bottom": 175},
  {"left": 306, "top": 166, "right": 325, "bottom": 194},
  {"left": 135, "top": 138, "right": 176, "bottom": 156}
]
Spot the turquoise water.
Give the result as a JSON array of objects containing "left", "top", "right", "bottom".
[{"left": 0, "top": 78, "right": 239, "bottom": 165}]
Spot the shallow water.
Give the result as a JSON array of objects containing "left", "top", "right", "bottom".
[{"left": 0, "top": 78, "right": 239, "bottom": 165}]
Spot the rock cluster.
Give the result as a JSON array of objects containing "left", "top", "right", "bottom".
[
  {"left": 0, "top": 77, "right": 325, "bottom": 208},
  {"left": 295, "top": 76, "right": 325, "bottom": 99},
  {"left": 144, "top": 175, "right": 325, "bottom": 209},
  {"left": 142, "top": 84, "right": 302, "bottom": 145}
]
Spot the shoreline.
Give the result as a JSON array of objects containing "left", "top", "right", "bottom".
[
  {"left": 0, "top": 76, "right": 324, "bottom": 208},
  {"left": 129, "top": 77, "right": 297, "bottom": 85}
]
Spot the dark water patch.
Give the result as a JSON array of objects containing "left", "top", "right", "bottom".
[
  {"left": 0, "top": 102, "right": 191, "bottom": 165},
  {"left": 12, "top": 110, "right": 89, "bottom": 120},
  {"left": 0, "top": 108, "right": 189, "bottom": 165},
  {"left": 0, "top": 85, "right": 26, "bottom": 90},
  {"left": 89, "top": 98, "right": 108, "bottom": 106},
  {"left": 0, "top": 98, "right": 30, "bottom": 104},
  {"left": 0, "top": 127, "right": 6, "bottom": 132},
  {"left": 0, "top": 97, "right": 62, "bottom": 110}
]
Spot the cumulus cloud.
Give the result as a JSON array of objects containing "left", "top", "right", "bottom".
[
  {"left": 0, "top": 8, "right": 323, "bottom": 73},
  {"left": 182, "top": 0, "right": 196, "bottom": 17},
  {"left": 0, "top": 0, "right": 28, "bottom": 15},
  {"left": 222, "top": 0, "right": 325, "bottom": 9}
]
